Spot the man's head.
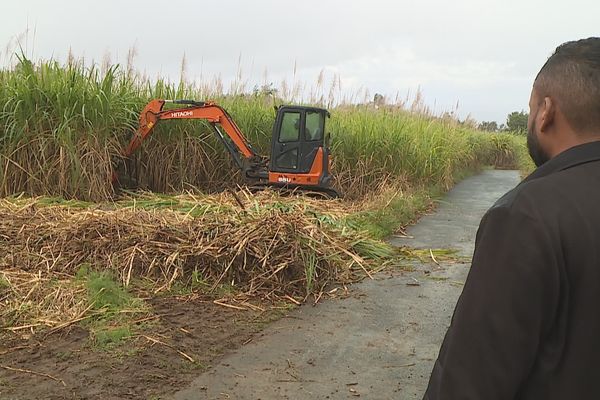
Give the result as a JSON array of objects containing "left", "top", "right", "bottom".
[{"left": 528, "top": 37, "right": 600, "bottom": 166}]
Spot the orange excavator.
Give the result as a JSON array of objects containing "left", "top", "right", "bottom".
[{"left": 113, "top": 99, "right": 339, "bottom": 197}]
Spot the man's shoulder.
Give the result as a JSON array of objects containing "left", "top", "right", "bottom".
[
  {"left": 489, "top": 177, "right": 545, "bottom": 212},
  {"left": 493, "top": 161, "right": 598, "bottom": 211},
  {"left": 474, "top": 177, "right": 557, "bottom": 246},
  {"left": 488, "top": 165, "right": 592, "bottom": 221}
]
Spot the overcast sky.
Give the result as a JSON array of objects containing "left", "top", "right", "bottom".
[{"left": 1, "top": 0, "right": 599, "bottom": 123}]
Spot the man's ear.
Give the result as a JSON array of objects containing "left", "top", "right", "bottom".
[{"left": 539, "top": 97, "right": 556, "bottom": 133}]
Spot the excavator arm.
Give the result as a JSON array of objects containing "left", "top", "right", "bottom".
[{"left": 114, "top": 99, "right": 268, "bottom": 184}]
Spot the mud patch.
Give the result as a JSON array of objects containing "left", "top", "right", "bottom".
[{"left": 0, "top": 296, "right": 283, "bottom": 399}]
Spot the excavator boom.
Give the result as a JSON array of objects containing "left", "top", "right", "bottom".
[{"left": 124, "top": 99, "right": 257, "bottom": 160}]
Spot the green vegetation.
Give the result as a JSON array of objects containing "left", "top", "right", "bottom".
[
  {"left": 348, "top": 188, "right": 437, "bottom": 239},
  {"left": 76, "top": 265, "right": 136, "bottom": 311},
  {"left": 0, "top": 275, "right": 9, "bottom": 291},
  {"left": 478, "top": 110, "right": 530, "bottom": 134},
  {"left": 0, "top": 55, "right": 527, "bottom": 201},
  {"left": 506, "top": 110, "right": 529, "bottom": 134},
  {"left": 92, "top": 325, "right": 133, "bottom": 348},
  {"left": 75, "top": 265, "right": 143, "bottom": 348},
  {"left": 331, "top": 107, "right": 523, "bottom": 193}
]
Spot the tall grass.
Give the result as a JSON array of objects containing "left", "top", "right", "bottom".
[
  {"left": 0, "top": 55, "right": 527, "bottom": 200},
  {"left": 330, "top": 106, "right": 525, "bottom": 193}
]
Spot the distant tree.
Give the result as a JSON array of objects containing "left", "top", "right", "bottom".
[
  {"left": 506, "top": 111, "right": 529, "bottom": 134},
  {"left": 478, "top": 121, "right": 499, "bottom": 132}
]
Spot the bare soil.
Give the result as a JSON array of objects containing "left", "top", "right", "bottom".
[{"left": 0, "top": 296, "right": 283, "bottom": 400}]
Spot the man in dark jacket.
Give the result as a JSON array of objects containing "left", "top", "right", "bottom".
[{"left": 423, "top": 37, "right": 600, "bottom": 399}]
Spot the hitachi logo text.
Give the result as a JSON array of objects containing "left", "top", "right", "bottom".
[{"left": 171, "top": 111, "right": 193, "bottom": 118}]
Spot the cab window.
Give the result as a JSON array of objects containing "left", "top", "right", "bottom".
[
  {"left": 305, "top": 111, "right": 324, "bottom": 141},
  {"left": 279, "top": 112, "right": 301, "bottom": 142}
]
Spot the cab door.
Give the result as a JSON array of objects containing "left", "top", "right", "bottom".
[
  {"left": 270, "top": 107, "right": 327, "bottom": 174},
  {"left": 271, "top": 109, "right": 302, "bottom": 173}
]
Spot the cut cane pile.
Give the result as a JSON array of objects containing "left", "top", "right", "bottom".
[{"left": 0, "top": 191, "right": 395, "bottom": 331}]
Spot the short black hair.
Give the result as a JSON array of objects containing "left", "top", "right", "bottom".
[{"left": 535, "top": 37, "right": 600, "bottom": 135}]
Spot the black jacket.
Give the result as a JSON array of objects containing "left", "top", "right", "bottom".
[{"left": 424, "top": 141, "right": 600, "bottom": 400}]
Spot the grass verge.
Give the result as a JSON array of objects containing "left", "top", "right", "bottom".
[
  {"left": 75, "top": 265, "right": 146, "bottom": 348},
  {"left": 348, "top": 186, "right": 439, "bottom": 239}
]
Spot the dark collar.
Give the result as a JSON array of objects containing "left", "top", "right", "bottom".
[{"left": 525, "top": 140, "right": 600, "bottom": 183}]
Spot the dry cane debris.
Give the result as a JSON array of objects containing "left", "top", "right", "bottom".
[{"left": 0, "top": 190, "right": 395, "bottom": 335}]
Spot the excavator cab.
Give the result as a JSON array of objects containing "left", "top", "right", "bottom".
[{"left": 268, "top": 106, "right": 335, "bottom": 195}]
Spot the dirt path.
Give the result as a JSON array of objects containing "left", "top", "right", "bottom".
[{"left": 171, "top": 170, "right": 521, "bottom": 400}]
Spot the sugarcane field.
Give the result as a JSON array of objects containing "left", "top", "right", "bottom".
[{"left": 3, "top": 3, "right": 595, "bottom": 400}]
